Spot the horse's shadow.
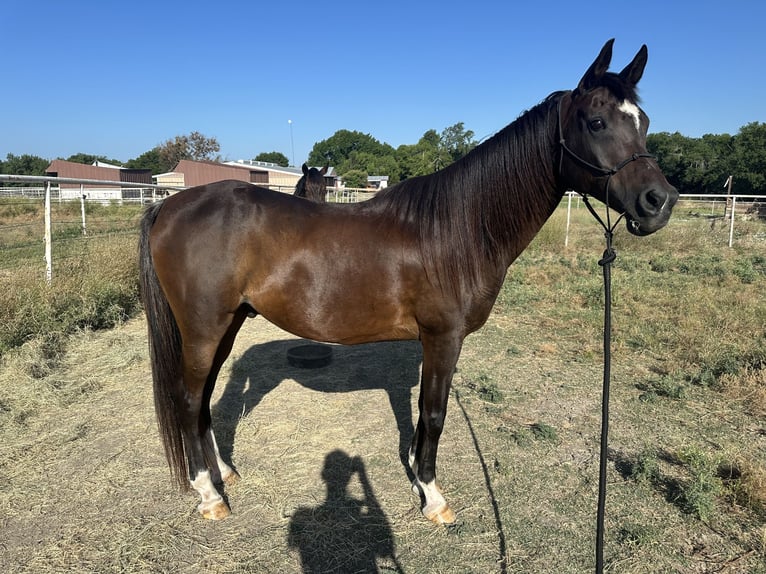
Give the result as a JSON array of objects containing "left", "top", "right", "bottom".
[{"left": 212, "top": 339, "right": 423, "bottom": 480}]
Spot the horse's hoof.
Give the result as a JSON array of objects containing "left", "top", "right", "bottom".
[
  {"left": 199, "top": 500, "right": 231, "bottom": 520},
  {"left": 222, "top": 470, "right": 240, "bottom": 486},
  {"left": 424, "top": 504, "right": 457, "bottom": 525}
]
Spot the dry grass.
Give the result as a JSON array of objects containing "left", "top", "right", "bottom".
[
  {"left": 0, "top": 319, "right": 502, "bottom": 573},
  {"left": 1, "top": 207, "right": 765, "bottom": 573},
  {"left": 0, "top": 232, "right": 140, "bottom": 357}
]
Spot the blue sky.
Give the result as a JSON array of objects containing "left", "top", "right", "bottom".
[{"left": 3, "top": 1, "right": 764, "bottom": 166}]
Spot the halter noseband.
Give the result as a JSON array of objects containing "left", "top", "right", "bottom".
[{"left": 556, "top": 93, "right": 656, "bottom": 235}]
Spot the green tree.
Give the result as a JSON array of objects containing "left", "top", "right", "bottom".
[
  {"left": 1, "top": 153, "right": 50, "bottom": 177},
  {"left": 698, "top": 133, "right": 734, "bottom": 192},
  {"left": 308, "top": 124, "right": 475, "bottom": 184},
  {"left": 730, "top": 122, "right": 766, "bottom": 194},
  {"left": 338, "top": 151, "right": 400, "bottom": 184},
  {"left": 342, "top": 169, "right": 368, "bottom": 189},
  {"left": 308, "top": 130, "right": 395, "bottom": 170},
  {"left": 66, "top": 153, "right": 123, "bottom": 166},
  {"left": 647, "top": 131, "right": 687, "bottom": 189},
  {"left": 649, "top": 129, "right": 743, "bottom": 195},
  {"left": 158, "top": 131, "right": 221, "bottom": 173},
  {"left": 125, "top": 147, "right": 164, "bottom": 173},
  {"left": 647, "top": 132, "right": 729, "bottom": 194},
  {"left": 396, "top": 129, "right": 452, "bottom": 179},
  {"left": 440, "top": 122, "right": 476, "bottom": 162},
  {"left": 253, "top": 151, "right": 289, "bottom": 167},
  {"left": 365, "top": 154, "right": 400, "bottom": 184},
  {"left": 677, "top": 136, "right": 722, "bottom": 195}
]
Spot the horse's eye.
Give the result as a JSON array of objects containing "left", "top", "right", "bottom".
[{"left": 589, "top": 118, "right": 605, "bottom": 132}]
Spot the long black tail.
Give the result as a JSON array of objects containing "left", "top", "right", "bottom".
[{"left": 138, "top": 202, "right": 188, "bottom": 490}]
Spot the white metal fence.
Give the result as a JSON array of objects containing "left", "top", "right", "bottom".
[
  {"left": 0, "top": 175, "right": 184, "bottom": 284},
  {"left": 1, "top": 174, "right": 764, "bottom": 285},
  {"left": 0, "top": 174, "right": 367, "bottom": 284},
  {"left": 563, "top": 191, "right": 764, "bottom": 248}
]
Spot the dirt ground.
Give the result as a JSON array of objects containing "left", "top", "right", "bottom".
[
  {"left": 2, "top": 308, "right": 763, "bottom": 573},
  {"left": 1, "top": 315, "right": 511, "bottom": 573}
]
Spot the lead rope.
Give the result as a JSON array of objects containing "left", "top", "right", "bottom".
[
  {"left": 557, "top": 93, "right": 655, "bottom": 573},
  {"left": 585, "top": 197, "right": 618, "bottom": 574},
  {"left": 581, "top": 173, "right": 651, "bottom": 574},
  {"left": 578, "top": 192, "right": 621, "bottom": 574}
]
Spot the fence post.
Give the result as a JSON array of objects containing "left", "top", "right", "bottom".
[
  {"left": 44, "top": 180, "right": 52, "bottom": 284},
  {"left": 80, "top": 184, "right": 87, "bottom": 235},
  {"left": 728, "top": 196, "right": 736, "bottom": 248},
  {"left": 565, "top": 192, "right": 573, "bottom": 247}
]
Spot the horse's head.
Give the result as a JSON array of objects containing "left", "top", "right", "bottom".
[
  {"left": 294, "top": 163, "right": 329, "bottom": 202},
  {"left": 557, "top": 39, "right": 678, "bottom": 236}
]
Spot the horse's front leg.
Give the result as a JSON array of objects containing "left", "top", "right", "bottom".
[
  {"left": 410, "top": 331, "right": 463, "bottom": 525},
  {"left": 202, "top": 426, "right": 240, "bottom": 486}
]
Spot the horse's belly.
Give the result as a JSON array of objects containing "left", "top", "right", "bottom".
[
  {"left": 254, "top": 296, "right": 420, "bottom": 345},
  {"left": 251, "top": 280, "right": 419, "bottom": 345},
  {"left": 245, "top": 245, "right": 424, "bottom": 344}
]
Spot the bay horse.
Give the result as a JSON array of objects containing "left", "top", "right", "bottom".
[
  {"left": 293, "top": 163, "right": 328, "bottom": 202},
  {"left": 138, "top": 40, "right": 678, "bottom": 523}
]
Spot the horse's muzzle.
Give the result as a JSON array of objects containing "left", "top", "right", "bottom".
[{"left": 627, "top": 185, "right": 679, "bottom": 236}]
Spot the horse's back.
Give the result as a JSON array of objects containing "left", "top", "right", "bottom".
[{"left": 155, "top": 180, "right": 301, "bottom": 217}]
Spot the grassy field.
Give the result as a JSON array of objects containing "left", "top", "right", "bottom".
[
  {"left": 0, "top": 199, "right": 142, "bottom": 359},
  {"left": 0, "top": 197, "right": 764, "bottom": 572}
]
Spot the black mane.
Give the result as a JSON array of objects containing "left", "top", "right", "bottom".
[{"left": 367, "top": 92, "right": 565, "bottom": 293}]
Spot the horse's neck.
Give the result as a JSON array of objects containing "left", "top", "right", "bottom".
[{"left": 463, "top": 127, "right": 562, "bottom": 268}]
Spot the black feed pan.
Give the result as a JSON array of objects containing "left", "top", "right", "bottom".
[{"left": 286, "top": 343, "right": 333, "bottom": 368}]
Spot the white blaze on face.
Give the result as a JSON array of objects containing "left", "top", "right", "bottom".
[{"left": 618, "top": 100, "right": 642, "bottom": 132}]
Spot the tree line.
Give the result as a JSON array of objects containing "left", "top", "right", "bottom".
[
  {"left": 647, "top": 122, "right": 766, "bottom": 196},
  {"left": 2, "top": 122, "right": 764, "bottom": 195}
]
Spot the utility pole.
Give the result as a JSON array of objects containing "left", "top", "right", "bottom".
[{"left": 288, "top": 119, "right": 295, "bottom": 167}]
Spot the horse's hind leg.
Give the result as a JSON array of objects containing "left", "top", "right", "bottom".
[
  {"left": 410, "top": 332, "right": 463, "bottom": 525},
  {"left": 180, "top": 310, "right": 247, "bottom": 520},
  {"left": 200, "top": 310, "right": 249, "bottom": 488},
  {"left": 179, "top": 363, "right": 228, "bottom": 519}
]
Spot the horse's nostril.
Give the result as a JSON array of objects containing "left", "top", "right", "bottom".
[{"left": 641, "top": 189, "right": 666, "bottom": 213}]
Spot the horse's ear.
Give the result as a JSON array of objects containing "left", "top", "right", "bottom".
[
  {"left": 576, "top": 38, "right": 614, "bottom": 93},
  {"left": 619, "top": 44, "right": 648, "bottom": 86},
  {"left": 319, "top": 165, "right": 328, "bottom": 176},
  {"left": 302, "top": 163, "right": 309, "bottom": 175}
]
